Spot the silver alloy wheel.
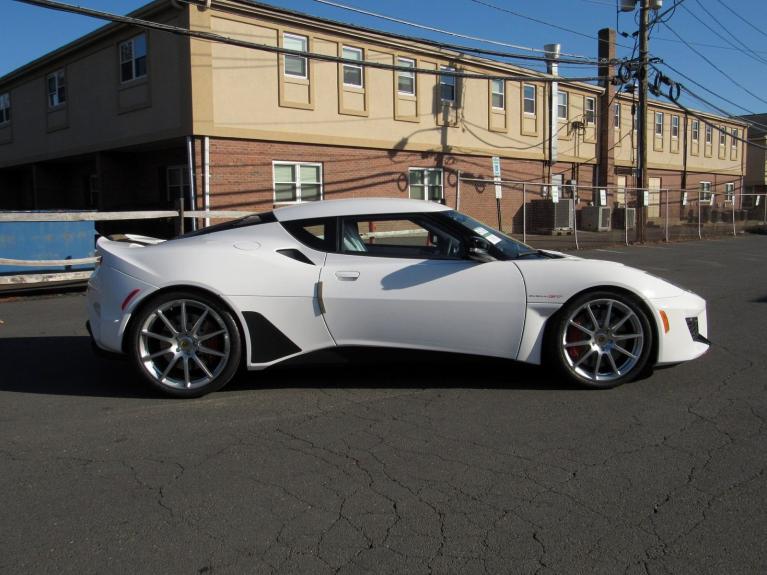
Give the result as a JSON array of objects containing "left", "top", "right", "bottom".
[
  {"left": 562, "top": 298, "right": 644, "bottom": 384},
  {"left": 138, "top": 299, "right": 231, "bottom": 390}
]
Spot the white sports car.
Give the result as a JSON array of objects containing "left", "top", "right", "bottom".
[{"left": 86, "top": 198, "right": 710, "bottom": 397}]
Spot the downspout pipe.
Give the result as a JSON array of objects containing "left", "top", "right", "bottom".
[{"left": 204, "top": 136, "right": 211, "bottom": 227}]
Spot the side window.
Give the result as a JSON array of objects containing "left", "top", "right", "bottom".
[
  {"left": 340, "top": 216, "right": 464, "bottom": 260},
  {"left": 282, "top": 217, "right": 336, "bottom": 252}
]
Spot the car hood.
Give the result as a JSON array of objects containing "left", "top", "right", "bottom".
[{"left": 513, "top": 257, "right": 693, "bottom": 304}]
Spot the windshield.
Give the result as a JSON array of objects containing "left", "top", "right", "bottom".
[{"left": 441, "top": 210, "right": 536, "bottom": 260}]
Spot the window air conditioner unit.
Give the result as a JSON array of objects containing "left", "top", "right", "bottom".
[
  {"left": 581, "top": 206, "right": 612, "bottom": 232},
  {"left": 613, "top": 207, "right": 636, "bottom": 230}
]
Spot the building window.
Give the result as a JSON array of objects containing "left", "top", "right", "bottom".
[
  {"left": 283, "top": 33, "right": 308, "bottom": 78},
  {"left": 692, "top": 119, "right": 699, "bottom": 141},
  {"left": 47, "top": 69, "right": 66, "bottom": 108},
  {"left": 700, "top": 181, "right": 712, "bottom": 203},
  {"left": 119, "top": 34, "right": 147, "bottom": 83},
  {"left": 409, "top": 168, "right": 443, "bottom": 201},
  {"left": 719, "top": 126, "right": 726, "bottom": 147},
  {"left": 585, "top": 97, "right": 596, "bottom": 125},
  {"left": 166, "top": 165, "right": 190, "bottom": 204},
  {"left": 731, "top": 128, "right": 738, "bottom": 148},
  {"left": 0, "top": 92, "right": 10, "bottom": 124},
  {"left": 439, "top": 66, "right": 455, "bottom": 102},
  {"left": 495, "top": 79, "right": 508, "bottom": 111},
  {"left": 342, "top": 46, "right": 363, "bottom": 88},
  {"left": 705, "top": 124, "right": 713, "bottom": 144},
  {"left": 520, "top": 83, "right": 535, "bottom": 114},
  {"left": 397, "top": 57, "right": 415, "bottom": 95},
  {"left": 655, "top": 112, "right": 664, "bottom": 136},
  {"left": 557, "top": 91, "right": 568, "bottom": 120},
  {"left": 273, "top": 162, "right": 322, "bottom": 203},
  {"left": 671, "top": 115, "right": 679, "bottom": 139},
  {"left": 614, "top": 103, "right": 620, "bottom": 128},
  {"left": 724, "top": 182, "right": 735, "bottom": 202}
]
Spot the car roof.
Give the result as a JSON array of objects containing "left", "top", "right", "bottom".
[{"left": 274, "top": 198, "right": 451, "bottom": 222}]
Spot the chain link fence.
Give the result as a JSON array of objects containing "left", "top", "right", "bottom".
[{"left": 457, "top": 175, "right": 766, "bottom": 251}]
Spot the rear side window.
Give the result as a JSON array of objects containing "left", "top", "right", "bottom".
[{"left": 281, "top": 217, "right": 336, "bottom": 252}]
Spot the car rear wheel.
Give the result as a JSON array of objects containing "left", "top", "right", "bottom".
[
  {"left": 547, "top": 291, "right": 654, "bottom": 389},
  {"left": 129, "top": 291, "right": 241, "bottom": 398}
]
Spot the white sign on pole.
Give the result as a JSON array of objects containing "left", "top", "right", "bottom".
[
  {"left": 599, "top": 189, "right": 607, "bottom": 206},
  {"left": 491, "top": 156, "right": 502, "bottom": 199},
  {"left": 643, "top": 190, "right": 650, "bottom": 207},
  {"left": 551, "top": 186, "right": 560, "bottom": 203},
  {"left": 682, "top": 192, "right": 688, "bottom": 206}
]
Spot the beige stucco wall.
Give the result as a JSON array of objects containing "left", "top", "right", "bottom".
[
  {"left": 613, "top": 96, "right": 745, "bottom": 176},
  {"left": 0, "top": 6, "right": 192, "bottom": 169},
  {"left": 190, "top": 5, "right": 599, "bottom": 164}
]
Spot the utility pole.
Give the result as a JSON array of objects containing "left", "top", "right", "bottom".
[{"left": 636, "top": 0, "right": 649, "bottom": 243}]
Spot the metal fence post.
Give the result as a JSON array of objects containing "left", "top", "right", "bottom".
[
  {"left": 573, "top": 188, "right": 580, "bottom": 250},
  {"left": 732, "top": 191, "right": 736, "bottom": 237},
  {"left": 456, "top": 170, "right": 461, "bottom": 212},
  {"left": 697, "top": 191, "right": 702, "bottom": 240},
  {"left": 664, "top": 188, "right": 669, "bottom": 243},
  {"left": 522, "top": 183, "right": 527, "bottom": 244}
]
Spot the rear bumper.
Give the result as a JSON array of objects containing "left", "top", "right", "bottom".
[{"left": 86, "top": 265, "right": 158, "bottom": 354}]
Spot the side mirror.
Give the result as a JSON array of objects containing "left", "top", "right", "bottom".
[{"left": 467, "top": 236, "right": 496, "bottom": 263}]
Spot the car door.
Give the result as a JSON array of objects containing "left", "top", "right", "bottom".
[{"left": 319, "top": 213, "right": 527, "bottom": 359}]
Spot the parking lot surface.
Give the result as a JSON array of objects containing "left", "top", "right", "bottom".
[{"left": 1, "top": 235, "right": 765, "bottom": 574}]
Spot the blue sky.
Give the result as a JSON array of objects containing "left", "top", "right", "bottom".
[{"left": 2, "top": 0, "right": 766, "bottom": 117}]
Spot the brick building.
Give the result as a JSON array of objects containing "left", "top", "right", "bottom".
[{"left": 0, "top": 0, "right": 748, "bottom": 237}]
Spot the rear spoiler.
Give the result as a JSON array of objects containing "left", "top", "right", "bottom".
[{"left": 106, "top": 234, "right": 166, "bottom": 246}]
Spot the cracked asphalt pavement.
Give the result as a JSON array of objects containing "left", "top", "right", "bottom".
[{"left": 1, "top": 235, "right": 765, "bottom": 574}]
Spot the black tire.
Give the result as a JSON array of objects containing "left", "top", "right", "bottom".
[
  {"left": 545, "top": 290, "right": 654, "bottom": 389},
  {"left": 128, "top": 290, "right": 242, "bottom": 398}
]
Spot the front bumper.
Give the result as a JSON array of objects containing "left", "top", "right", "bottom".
[{"left": 652, "top": 293, "right": 710, "bottom": 365}]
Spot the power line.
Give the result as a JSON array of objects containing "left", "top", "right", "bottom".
[
  {"left": 467, "top": 0, "right": 633, "bottom": 49},
  {"left": 663, "top": 23, "right": 767, "bottom": 107},
  {"left": 680, "top": 1, "right": 767, "bottom": 67},
  {"left": 712, "top": 0, "right": 767, "bottom": 40},
  {"left": 655, "top": 61, "right": 760, "bottom": 117},
  {"left": 9, "top": 0, "right": 609, "bottom": 84},
  {"left": 311, "top": 0, "right": 603, "bottom": 62}
]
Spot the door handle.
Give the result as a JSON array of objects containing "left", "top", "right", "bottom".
[{"left": 335, "top": 271, "right": 360, "bottom": 281}]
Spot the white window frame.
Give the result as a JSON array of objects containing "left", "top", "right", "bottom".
[
  {"left": 700, "top": 181, "right": 713, "bottom": 204},
  {"left": 342, "top": 46, "right": 363, "bottom": 88},
  {"left": 557, "top": 91, "right": 568, "bottom": 120},
  {"left": 724, "top": 182, "right": 735, "bottom": 202},
  {"left": 614, "top": 103, "right": 621, "bottom": 129},
  {"left": 283, "top": 33, "right": 308, "bottom": 79},
  {"left": 439, "top": 66, "right": 456, "bottom": 102},
  {"left": 585, "top": 96, "right": 596, "bottom": 126},
  {"left": 521, "top": 83, "right": 535, "bottom": 115},
  {"left": 731, "top": 128, "right": 738, "bottom": 149},
  {"left": 719, "top": 126, "right": 726, "bottom": 147},
  {"left": 408, "top": 168, "right": 444, "bottom": 201},
  {"left": 272, "top": 161, "right": 323, "bottom": 204},
  {"left": 493, "top": 79, "right": 508, "bottom": 111},
  {"left": 692, "top": 119, "right": 699, "bottom": 141},
  {"left": 397, "top": 57, "right": 415, "bottom": 95},
  {"left": 0, "top": 92, "right": 10, "bottom": 124},
  {"left": 671, "top": 115, "right": 679, "bottom": 139},
  {"left": 655, "top": 112, "right": 664, "bottom": 136},
  {"left": 705, "top": 124, "right": 713, "bottom": 145},
  {"left": 119, "top": 34, "right": 147, "bottom": 84},
  {"left": 47, "top": 69, "right": 66, "bottom": 108},
  {"left": 166, "top": 165, "right": 191, "bottom": 203}
]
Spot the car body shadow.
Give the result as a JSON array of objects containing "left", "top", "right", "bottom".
[{"left": 0, "top": 336, "right": 576, "bottom": 398}]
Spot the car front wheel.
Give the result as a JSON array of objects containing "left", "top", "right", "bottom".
[
  {"left": 547, "top": 291, "right": 654, "bottom": 389},
  {"left": 129, "top": 291, "right": 242, "bottom": 397}
]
